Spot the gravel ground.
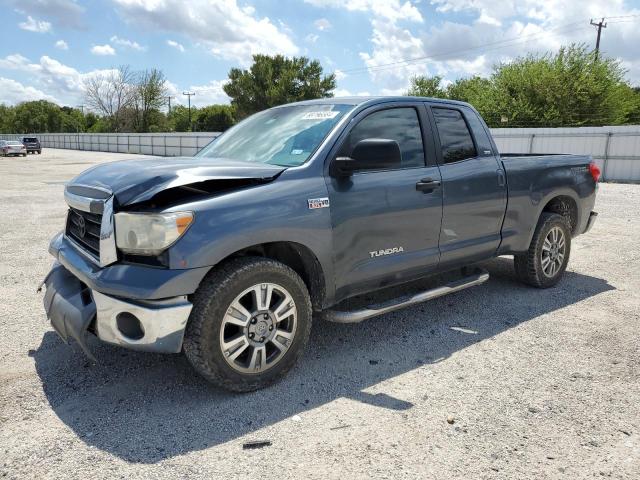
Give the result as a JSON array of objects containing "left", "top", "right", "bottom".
[{"left": 0, "top": 149, "right": 638, "bottom": 479}]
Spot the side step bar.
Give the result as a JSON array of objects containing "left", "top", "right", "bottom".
[{"left": 323, "top": 269, "right": 489, "bottom": 324}]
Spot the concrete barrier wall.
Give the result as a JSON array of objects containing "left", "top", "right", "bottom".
[
  {"left": 3, "top": 126, "right": 640, "bottom": 181},
  {"left": 491, "top": 125, "right": 640, "bottom": 182},
  {"left": 0, "top": 132, "right": 220, "bottom": 157}
]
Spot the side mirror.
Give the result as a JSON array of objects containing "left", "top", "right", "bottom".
[{"left": 331, "top": 138, "right": 401, "bottom": 177}]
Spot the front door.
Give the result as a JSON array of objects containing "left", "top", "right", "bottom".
[{"left": 326, "top": 104, "right": 443, "bottom": 301}]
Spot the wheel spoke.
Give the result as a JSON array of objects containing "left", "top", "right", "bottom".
[
  {"left": 224, "top": 300, "right": 252, "bottom": 327},
  {"left": 223, "top": 336, "right": 249, "bottom": 361},
  {"left": 274, "top": 293, "right": 294, "bottom": 321},
  {"left": 249, "top": 346, "right": 266, "bottom": 371},
  {"left": 252, "top": 284, "right": 274, "bottom": 311},
  {"left": 541, "top": 256, "right": 551, "bottom": 270},
  {"left": 543, "top": 239, "right": 552, "bottom": 251},
  {"left": 271, "top": 337, "right": 288, "bottom": 352}
]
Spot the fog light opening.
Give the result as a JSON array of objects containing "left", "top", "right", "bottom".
[{"left": 116, "top": 312, "right": 145, "bottom": 340}]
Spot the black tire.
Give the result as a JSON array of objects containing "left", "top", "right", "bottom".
[
  {"left": 183, "top": 256, "right": 312, "bottom": 392},
  {"left": 514, "top": 212, "right": 571, "bottom": 288},
  {"left": 37, "top": 150, "right": 41, "bottom": 154}
]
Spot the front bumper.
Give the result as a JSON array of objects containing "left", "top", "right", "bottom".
[
  {"left": 43, "top": 262, "right": 193, "bottom": 357},
  {"left": 49, "top": 232, "right": 210, "bottom": 300}
]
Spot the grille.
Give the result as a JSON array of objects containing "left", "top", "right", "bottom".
[{"left": 66, "top": 207, "right": 102, "bottom": 258}]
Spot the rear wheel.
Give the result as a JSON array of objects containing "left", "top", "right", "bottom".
[
  {"left": 183, "top": 257, "right": 312, "bottom": 392},
  {"left": 514, "top": 212, "right": 571, "bottom": 288}
]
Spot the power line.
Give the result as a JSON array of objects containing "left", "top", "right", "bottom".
[
  {"left": 336, "top": 20, "right": 589, "bottom": 76},
  {"left": 333, "top": 14, "right": 640, "bottom": 78}
]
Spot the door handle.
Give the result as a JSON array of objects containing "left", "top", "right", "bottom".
[
  {"left": 416, "top": 178, "right": 441, "bottom": 192},
  {"left": 497, "top": 169, "right": 506, "bottom": 187}
]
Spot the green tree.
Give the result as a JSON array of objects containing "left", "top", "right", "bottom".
[
  {"left": 12, "top": 100, "right": 63, "bottom": 133},
  {"left": 224, "top": 54, "right": 336, "bottom": 119},
  {"left": 406, "top": 44, "right": 638, "bottom": 127},
  {"left": 195, "top": 105, "right": 235, "bottom": 132},
  {"left": 60, "top": 106, "right": 86, "bottom": 132},
  {"left": 133, "top": 68, "right": 167, "bottom": 132},
  {"left": 0, "top": 104, "right": 16, "bottom": 133},
  {"left": 489, "top": 44, "right": 635, "bottom": 127},
  {"left": 407, "top": 75, "right": 447, "bottom": 98},
  {"left": 168, "top": 105, "right": 197, "bottom": 132}
]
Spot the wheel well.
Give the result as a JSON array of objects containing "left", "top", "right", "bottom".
[
  {"left": 224, "top": 242, "right": 326, "bottom": 310},
  {"left": 542, "top": 196, "right": 578, "bottom": 234}
]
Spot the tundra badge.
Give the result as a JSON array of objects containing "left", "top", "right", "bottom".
[{"left": 370, "top": 247, "right": 405, "bottom": 258}]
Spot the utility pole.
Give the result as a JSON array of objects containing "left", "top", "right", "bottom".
[
  {"left": 182, "top": 91, "right": 195, "bottom": 130},
  {"left": 590, "top": 18, "right": 607, "bottom": 56},
  {"left": 165, "top": 96, "right": 174, "bottom": 113}
]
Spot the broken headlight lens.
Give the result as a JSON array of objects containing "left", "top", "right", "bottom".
[{"left": 114, "top": 212, "right": 193, "bottom": 255}]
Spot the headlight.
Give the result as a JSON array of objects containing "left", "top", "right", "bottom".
[{"left": 115, "top": 211, "right": 193, "bottom": 255}]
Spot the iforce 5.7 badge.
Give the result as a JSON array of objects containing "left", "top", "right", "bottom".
[{"left": 308, "top": 198, "right": 330, "bottom": 209}]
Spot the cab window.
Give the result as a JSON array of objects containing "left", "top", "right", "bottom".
[
  {"left": 340, "top": 107, "right": 425, "bottom": 169},
  {"left": 432, "top": 107, "right": 477, "bottom": 163}
]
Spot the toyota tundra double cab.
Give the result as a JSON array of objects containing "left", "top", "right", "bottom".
[{"left": 42, "top": 97, "right": 599, "bottom": 392}]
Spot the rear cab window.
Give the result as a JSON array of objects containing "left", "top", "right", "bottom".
[{"left": 431, "top": 107, "right": 477, "bottom": 164}]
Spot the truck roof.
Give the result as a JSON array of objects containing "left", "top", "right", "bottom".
[{"left": 281, "top": 96, "right": 472, "bottom": 108}]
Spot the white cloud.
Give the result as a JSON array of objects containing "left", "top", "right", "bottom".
[
  {"left": 0, "top": 77, "right": 59, "bottom": 104},
  {"left": 304, "top": 0, "right": 423, "bottom": 23},
  {"left": 112, "top": 0, "right": 298, "bottom": 64},
  {"left": 335, "top": 0, "right": 640, "bottom": 95},
  {"left": 110, "top": 35, "right": 146, "bottom": 51},
  {"left": 333, "top": 88, "right": 371, "bottom": 97},
  {"left": 91, "top": 44, "right": 116, "bottom": 56},
  {"left": 334, "top": 69, "right": 347, "bottom": 80},
  {"left": 18, "top": 16, "right": 52, "bottom": 33},
  {"left": 54, "top": 40, "right": 69, "bottom": 50},
  {"left": 0, "top": 53, "right": 116, "bottom": 105},
  {"left": 5, "top": 0, "right": 85, "bottom": 28},
  {"left": 165, "top": 79, "right": 230, "bottom": 107},
  {"left": 359, "top": 19, "right": 425, "bottom": 91},
  {"left": 305, "top": 33, "right": 319, "bottom": 43},
  {"left": 314, "top": 18, "right": 332, "bottom": 31},
  {"left": 166, "top": 40, "right": 185, "bottom": 52}
]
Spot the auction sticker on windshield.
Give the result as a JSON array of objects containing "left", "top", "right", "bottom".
[{"left": 301, "top": 111, "right": 340, "bottom": 120}]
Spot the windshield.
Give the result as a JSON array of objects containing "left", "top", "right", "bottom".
[
  {"left": 196, "top": 104, "right": 353, "bottom": 167},
  {"left": 7, "top": 141, "right": 21, "bottom": 145}
]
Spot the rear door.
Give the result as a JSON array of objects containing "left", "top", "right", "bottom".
[
  {"left": 427, "top": 104, "right": 506, "bottom": 267},
  {"left": 326, "top": 102, "right": 443, "bottom": 300}
]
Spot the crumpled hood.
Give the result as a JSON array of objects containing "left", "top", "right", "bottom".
[{"left": 68, "top": 156, "right": 286, "bottom": 206}]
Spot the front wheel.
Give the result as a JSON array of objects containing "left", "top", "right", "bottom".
[
  {"left": 514, "top": 212, "right": 571, "bottom": 288},
  {"left": 184, "top": 256, "right": 312, "bottom": 392}
]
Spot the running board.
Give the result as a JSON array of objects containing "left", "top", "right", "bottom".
[{"left": 323, "top": 269, "right": 489, "bottom": 324}]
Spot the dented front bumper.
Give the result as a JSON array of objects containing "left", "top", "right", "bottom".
[{"left": 42, "top": 261, "right": 193, "bottom": 358}]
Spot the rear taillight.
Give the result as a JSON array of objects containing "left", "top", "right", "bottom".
[{"left": 589, "top": 162, "right": 601, "bottom": 182}]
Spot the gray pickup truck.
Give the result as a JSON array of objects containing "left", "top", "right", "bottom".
[{"left": 42, "top": 97, "right": 599, "bottom": 391}]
